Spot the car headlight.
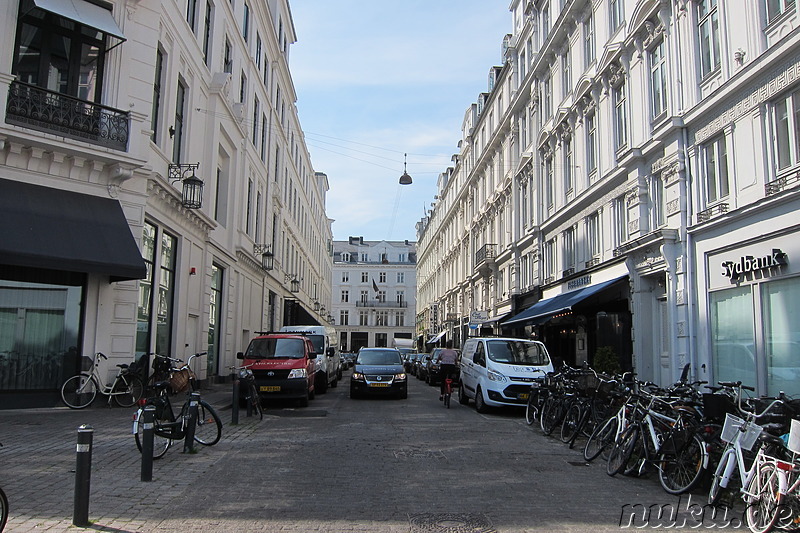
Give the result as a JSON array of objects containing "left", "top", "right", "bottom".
[
  {"left": 238, "top": 368, "right": 253, "bottom": 380},
  {"left": 352, "top": 371, "right": 365, "bottom": 381},
  {"left": 394, "top": 373, "right": 407, "bottom": 381},
  {"left": 288, "top": 368, "right": 307, "bottom": 379},
  {"left": 487, "top": 370, "right": 507, "bottom": 383}
]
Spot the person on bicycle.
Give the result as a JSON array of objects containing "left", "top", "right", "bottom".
[{"left": 436, "top": 341, "right": 459, "bottom": 401}]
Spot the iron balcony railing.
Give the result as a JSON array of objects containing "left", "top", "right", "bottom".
[
  {"left": 696, "top": 203, "right": 729, "bottom": 223},
  {"left": 765, "top": 170, "right": 800, "bottom": 196},
  {"left": 355, "top": 300, "right": 408, "bottom": 308},
  {"left": 6, "top": 80, "right": 129, "bottom": 151},
  {"left": 475, "top": 243, "right": 497, "bottom": 266}
]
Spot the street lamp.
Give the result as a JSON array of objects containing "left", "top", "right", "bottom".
[
  {"left": 399, "top": 153, "right": 412, "bottom": 185},
  {"left": 284, "top": 274, "right": 300, "bottom": 293},
  {"left": 168, "top": 162, "right": 204, "bottom": 208},
  {"left": 253, "top": 244, "right": 273, "bottom": 271}
]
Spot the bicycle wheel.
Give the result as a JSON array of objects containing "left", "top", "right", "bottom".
[
  {"left": 525, "top": 390, "right": 540, "bottom": 426},
  {"left": 0, "top": 486, "right": 7, "bottom": 533},
  {"left": 744, "top": 462, "right": 782, "bottom": 533},
  {"left": 542, "top": 398, "right": 567, "bottom": 436},
  {"left": 444, "top": 391, "right": 451, "bottom": 408},
  {"left": 114, "top": 374, "right": 145, "bottom": 407},
  {"left": 560, "top": 403, "right": 582, "bottom": 444},
  {"left": 134, "top": 407, "right": 172, "bottom": 459},
  {"left": 249, "top": 384, "right": 263, "bottom": 420},
  {"left": 584, "top": 416, "right": 618, "bottom": 462},
  {"left": 708, "top": 453, "right": 731, "bottom": 506},
  {"left": 61, "top": 374, "right": 99, "bottom": 409},
  {"left": 607, "top": 424, "right": 639, "bottom": 476},
  {"left": 194, "top": 400, "right": 222, "bottom": 446},
  {"left": 658, "top": 432, "right": 706, "bottom": 495}
]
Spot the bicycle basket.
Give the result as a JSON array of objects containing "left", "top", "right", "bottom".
[
  {"left": 169, "top": 368, "right": 196, "bottom": 394},
  {"left": 152, "top": 356, "right": 171, "bottom": 374},
  {"left": 574, "top": 371, "right": 600, "bottom": 393},
  {"left": 702, "top": 393, "right": 736, "bottom": 420},
  {"left": 721, "top": 413, "right": 762, "bottom": 452},
  {"left": 788, "top": 419, "right": 800, "bottom": 455}
]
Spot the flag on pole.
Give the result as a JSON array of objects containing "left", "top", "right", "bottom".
[{"left": 372, "top": 279, "right": 379, "bottom": 293}]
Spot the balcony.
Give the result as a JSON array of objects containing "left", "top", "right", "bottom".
[
  {"left": 766, "top": 170, "right": 800, "bottom": 196},
  {"left": 475, "top": 243, "right": 497, "bottom": 276},
  {"left": 696, "top": 203, "right": 729, "bottom": 223},
  {"left": 6, "top": 80, "right": 129, "bottom": 151},
  {"left": 355, "top": 300, "right": 408, "bottom": 308},
  {"left": 585, "top": 257, "right": 600, "bottom": 269}
]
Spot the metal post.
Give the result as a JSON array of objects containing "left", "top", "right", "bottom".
[
  {"left": 231, "top": 376, "right": 240, "bottom": 425},
  {"left": 140, "top": 406, "right": 155, "bottom": 482},
  {"left": 183, "top": 391, "right": 200, "bottom": 453},
  {"left": 73, "top": 424, "right": 93, "bottom": 527}
]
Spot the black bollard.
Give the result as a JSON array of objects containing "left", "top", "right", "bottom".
[
  {"left": 183, "top": 391, "right": 200, "bottom": 453},
  {"left": 231, "top": 376, "right": 240, "bottom": 425},
  {"left": 140, "top": 405, "right": 156, "bottom": 482},
  {"left": 73, "top": 424, "right": 93, "bottom": 527}
]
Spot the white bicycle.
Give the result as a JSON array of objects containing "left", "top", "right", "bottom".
[{"left": 60, "top": 352, "right": 144, "bottom": 409}]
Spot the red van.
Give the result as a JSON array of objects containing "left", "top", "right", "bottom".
[{"left": 237, "top": 332, "right": 317, "bottom": 407}]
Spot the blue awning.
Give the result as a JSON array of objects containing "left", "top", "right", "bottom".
[
  {"left": 426, "top": 329, "right": 447, "bottom": 344},
  {"left": 503, "top": 276, "right": 628, "bottom": 326}
]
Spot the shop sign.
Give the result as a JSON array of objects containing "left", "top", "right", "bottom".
[
  {"left": 721, "top": 248, "right": 787, "bottom": 282},
  {"left": 469, "top": 310, "right": 489, "bottom": 327},
  {"left": 567, "top": 275, "right": 591, "bottom": 290}
]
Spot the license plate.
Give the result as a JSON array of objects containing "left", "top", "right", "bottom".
[
  {"left": 260, "top": 386, "right": 280, "bottom": 392},
  {"left": 369, "top": 383, "right": 390, "bottom": 388},
  {"left": 518, "top": 393, "right": 529, "bottom": 400}
]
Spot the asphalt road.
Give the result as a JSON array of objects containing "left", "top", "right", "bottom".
[{"left": 0, "top": 371, "right": 729, "bottom": 532}]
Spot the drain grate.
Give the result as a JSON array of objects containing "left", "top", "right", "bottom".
[
  {"left": 409, "top": 513, "right": 496, "bottom": 533},
  {"left": 394, "top": 448, "right": 446, "bottom": 459}
]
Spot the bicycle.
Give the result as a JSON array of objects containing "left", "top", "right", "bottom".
[
  {"left": 0, "top": 442, "right": 7, "bottom": 532},
  {"left": 61, "top": 352, "right": 144, "bottom": 409},
  {"left": 133, "top": 352, "right": 222, "bottom": 458},
  {"left": 230, "top": 362, "right": 263, "bottom": 420},
  {"left": 442, "top": 377, "right": 453, "bottom": 408}
]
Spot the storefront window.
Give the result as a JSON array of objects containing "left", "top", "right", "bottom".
[
  {"left": 762, "top": 277, "right": 800, "bottom": 396},
  {"left": 208, "top": 264, "right": 223, "bottom": 376},
  {"left": 710, "top": 286, "right": 756, "bottom": 387}
]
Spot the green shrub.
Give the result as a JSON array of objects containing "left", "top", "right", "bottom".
[{"left": 593, "top": 345, "right": 621, "bottom": 375}]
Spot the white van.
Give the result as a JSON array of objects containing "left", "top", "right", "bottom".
[
  {"left": 279, "top": 325, "right": 341, "bottom": 393},
  {"left": 458, "top": 337, "right": 553, "bottom": 412}
]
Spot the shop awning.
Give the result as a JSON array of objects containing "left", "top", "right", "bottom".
[
  {"left": 32, "top": 0, "right": 126, "bottom": 40},
  {"left": 503, "top": 276, "right": 628, "bottom": 326},
  {"left": 479, "top": 312, "right": 511, "bottom": 326},
  {"left": 426, "top": 329, "right": 447, "bottom": 344},
  {"left": 0, "top": 178, "right": 146, "bottom": 281}
]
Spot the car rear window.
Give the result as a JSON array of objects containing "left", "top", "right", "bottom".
[
  {"left": 486, "top": 340, "right": 550, "bottom": 366},
  {"left": 246, "top": 338, "right": 306, "bottom": 359}
]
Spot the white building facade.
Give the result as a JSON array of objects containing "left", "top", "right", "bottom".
[
  {"left": 417, "top": 0, "right": 800, "bottom": 391},
  {"left": 0, "top": 0, "right": 332, "bottom": 407},
  {"left": 332, "top": 237, "right": 417, "bottom": 352}
]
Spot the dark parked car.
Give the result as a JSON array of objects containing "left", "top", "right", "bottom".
[
  {"left": 415, "top": 354, "right": 432, "bottom": 381},
  {"left": 427, "top": 348, "right": 461, "bottom": 386},
  {"left": 403, "top": 352, "right": 420, "bottom": 374},
  {"left": 349, "top": 348, "right": 408, "bottom": 399}
]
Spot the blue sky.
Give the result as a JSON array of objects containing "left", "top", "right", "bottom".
[{"left": 288, "top": 1, "right": 511, "bottom": 242}]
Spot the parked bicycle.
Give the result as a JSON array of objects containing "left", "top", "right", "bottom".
[
  {"left": 0, "top": 442, "right": 7, "bottom": 532},
  {"left": 133, "top": 352, "right": 222, "bottom": 458},
  {"left": 230, "top": 361, "right": 263, "bottom": 420},
  {"left": 61, "top": 352, "right": 144, "bottom": 409},
  {"left": 442, "top": 377, "right": 453, "bottom": 408}
]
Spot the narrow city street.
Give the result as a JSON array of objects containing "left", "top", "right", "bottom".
[{"left": 2, "top": 372, "right": 707, "bottom": 533}]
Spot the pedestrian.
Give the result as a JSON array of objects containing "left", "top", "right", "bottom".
[{"left": 436, "top": 340, "right": 458, "bottom": 401}]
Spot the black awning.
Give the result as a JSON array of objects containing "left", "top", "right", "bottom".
[{"left": 0, "top": 178, "right": 147, "bottom": 282}]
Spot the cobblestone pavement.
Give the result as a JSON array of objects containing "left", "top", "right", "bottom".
[{"left": 0, "top": 373, "right": 735, "bottom": 532}]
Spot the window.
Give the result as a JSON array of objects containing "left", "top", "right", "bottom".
[
  {"left": 704, "top": 135, "right": 730, "bottom": 203},
  {"left": 584, "top": 12, "right": 595, "bottom": 68},
  {"left": 379, "top": 272, "right": 386, "bottom": 283},
  {"left": 377, "top": 290, "right": 386, "bottom": 303},
  {"left": 543, "top": 239, "right": 556, "bottom": 281},
  {"left": 767, "top": 0, "right": 796, "bottom": 23},
  {"left": 359, "top": 310, "right": 369, "bottom": 326},
  {"left": 562, "top": 51, "right": 571, "bottom": 97},
  {"left": 223, "top": 38, "right": 232, "bottom": 73},
  {"left": 341, "top": 290, "right": 349, "bottom": 303},
  {"left": 360, "top": 290, "right": 368, "bottom": 303},
  {"left": 650, "top": 175, "right": 665, "bottom": 228},
  {"left": 541, "top": 3, "right": 550, "bottom": 40},
  {"left": 544, "top": 155, "right": 554, "bottom": 210},
  {"left": 203, "top": 1, "right": 212, "bottom": 65},
  {"left": 173, "top": 80, "right": 187, "bottom": 163},
  {"left": 376, "top": 311, "right": 388, "bottom": 326},
  {"left": 587, "top": 212, "right": 600, "bottom": 258},
  {"left": 395, "top": 311, "right": 405, "bottom": 327},
  {"left": 341, "top": 252, "right": 351, "bottom": 262},
  {"left": 613, "top": 82, "right": 628, "bottom": 150},
  {"left": 252, "top": 96, "right": 259, "bottom": 144},
  {"left": 242, "top": 2, "right": 250, "bottom": 41},
  {"left": 542, "top": 74, "right": 552, "bottom": 120},
  {"left": 613, "top": 195, "right": 628, "bottom": 247},
  {"left": 361, "top": 272, "right": 368, "bottom": 283},
  {"left": 260, "top": 112, "right": 267, "bottom": 161},
  {"left": 771, "top": 88, "right": 800, "bottom": 171},
  {"left": 341, "top": 271, "right": 349, "bottom": 283},
  {"left": 245, "top": 178, "right": 253, "bottom": 235},
  {"left": 397, "top": 272, "right": 405, "bottom": 283},
  {"left": 339, "top": 310, "right": 349, "bottom": 326},
  {"left": 396, "top": 291, "right": 404, "bottom": 304},
  {"left": 562, "top": 227, "right": 575, "bottom": 272},
  {"left": 208, "top": 264, "right": 223, "bottom": 375},
  {"left": 650, "top": 40, "right": 668, "bottom": 119},
  {"left": 136, "top": 222, "right": 178, "bottom": 357},
  {"left": 698, "top": 0, "right": 721, "bottom": 78},
  {"left": 610, "top": 0, "right": 624, "bottom": 33},
  {"left": 187, "top": 0, "right": 198, "bottom": 31},
  {"left": 256, "top": 33, "right": 262, "bottom": 68},
  {"left": 586, "top": 112, "right": 597, "bottom": 174},
  {"left": 711, "top": 286, "right": 755, "bottom": 388},
  {"left": 13, "top": 1, "right": 115, "bottom": 103},
  {"left": 563, "top": 138, "right": 573, "bottom": 195},
  {"left": 255, "top": 191, "right": 261, "bottom": 242},
  {"left": 379, "top": 252, "right": 388, "bottom": 263},
  {"left": 398, "top": 253, "right": 407, "bottom": 262},
  {"left": 151, "top": 48, "right": 164, "bottom": 143},
  {"left": 239, "top": 71, "right": 247, "bottom": 102},
  {"left": 360, "top": 253, "right": 368, "bottom": 262}
]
